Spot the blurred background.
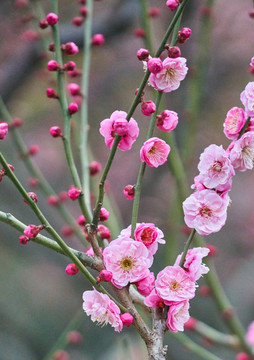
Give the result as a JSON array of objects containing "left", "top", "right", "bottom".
[{"left": 0, "top": 0, "right": 254, "bottom": 359}]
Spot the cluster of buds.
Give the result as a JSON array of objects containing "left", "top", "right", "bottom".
[
  {"left": 38, "top": 12, "right": 59, "bottom": 29},
  {"left": 0, "top": 164, "right": 14, "bottom": 182},
  {"left": 72, "top": 0, "right": 88, "bottom": 27}
]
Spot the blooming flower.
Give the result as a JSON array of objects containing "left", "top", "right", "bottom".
[
  {"left": 155, "top": 266, "right": 197, "bottom": 303},
  {"left": 103, "top": 237, "right": 152, "bottom": 288},
  {"left": 156, "top": 110, "right": 178, "bottom": 132},
  {"left": 223, "top": 107, "right": 246, "bottom": 140},
  {"left": 140, "top": 137, "right": 171, "bottom": 167},
  {"left": 183, "top": 189, "right": 229, "bottom": 235},
  {"left": 149, "top": 57, "right": 188, "bottom": 93},
  {"left": 82, "top": 288, "right": 123, "bottom": 332},
  {"left": 229, "top": 131, "right": 254, "bottom": 171},
  {"left": 240, "top": 82, "right": 254, "bottom": 117},
  {"left": 197, "top": 144, "right": 235, "bottom": 189},
  {"left": 99, "top": 110, "right": 139, "bottom": 151},
  {"left": 166, "top": 300, "right": 190, "bottom": 332},
  {"left": 174, "top": 247, "right": 210, "bottom": 282}
]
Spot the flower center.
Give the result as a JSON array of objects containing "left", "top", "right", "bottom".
[
  {"left": 199, "top": 206, "right": 212, "bottom": 218},
  {"left": 148, "top": 145, "right": 156, "bottom": 155},
  {"left": 211, "top": 161, "right": 222, "bottom": 172},
  {"left": 242, "top": 146, "right": 254, "bottom": 161},
  {"left": 170, "top": 282, "right": 179, "bottom": 291},
  {"left": 164, "top": 68, "right": 175, "bottom": 80},
  {"left": 121, "top": 257, "right": 134, "bottom": 271},
  {"left": 141, "top": 228, "right": 154, "bottom": 244}
]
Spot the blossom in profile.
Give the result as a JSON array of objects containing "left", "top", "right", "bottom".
[
  {"left": 246, "top": 320, "right": 254, "bottom": 347},
  {"left": 183, "top": 189, "right": 229, "bottom": 235},
  {"left": 223, "top": 107, "right": 246, "bottom": 140},
  {"left": 99, "top": 110, "right": 139, "bottom": 151},
  {"left": 197, "top": 144, "right": 235, "bottom": 189},
  {"left": 135, "top": 272, "right": 155, "bottom": 296},
  {"left": 82, "top": 288, "right": 123, "bottom": 332},
  {"left": 144, "top": 288, "right": 164, "bottom": 308},
  {"left": 229, "top": 131, "right": 254, "bottom": 171},
  {"left": 166, "top": 300, "right": 190, "bottom": 332},
  {"left": 140, "top": 137, "right": 170, "bottom": 167},
  {"left": 155, "top": 266, "right": 197, "bottom": 303},
  {"left": 240, "top": 82, "right": 254, "bottom": 117},
  {"left": 103, "top": 237, "right": 152, "bottom": 288},
  {"left": 0, "top": 122, "right": 8, "bottom": 140},
  {"left": 156, "top": 110, "right": 178, "bottom": 133},
  {"left": 149, "top": 57, "right": 188, "bottom": 93},
  {"left": 174, "top": 247, "right": 210, "bottom": 282}
]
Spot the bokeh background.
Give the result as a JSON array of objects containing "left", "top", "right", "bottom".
[{"left": 0, "top": 0, "right": 254, "bottom": 359}]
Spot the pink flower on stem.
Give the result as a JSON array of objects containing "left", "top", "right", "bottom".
[
  {"left": 68, "top": 102, "right": 79, "bottom": 115},
  {"left": 229, "top": 132, "right": 254, "bottom": 171},
  {"left": 99, "top": 110, "right": 139, "bottom": 151},
  {"left": 197, "top": 144, "right": 235, "bottom": 189},
  {"left": 240, "top": 82, "right": 254, "bottom": 117},
  {"left": 98, "top": 224, "right": 111, "bottom": 240},
  {"left": 46, "top": 12, "right": 59, "bottom": 25},
  {"left": 223, "top": 107, "right": 246, "bottom": 140},
  {"left": 0, "top": 122, "right": 8, "bottom": 140},
  {"left": 149, "top": 57, "right": 188, "bottom": 93},
  {"left": 166, "top": 0, "right": 179, "bottom": 11},
  {"left": 99, "top": 207, "right": 109, "bottom": 221},
  {"left": 72, "top": 17, "right": 84, "bottom": 27},
  {"left": 24, "top": 191, "right": 38, "bottom": 205},
  {"left": 178, "top": 27, "right": 192, "bottom": 44},
  {"left": 47, "top": 88, "right": 58, "bottom": 99},
  {"left": 156, "top": 110, "right": 178, "bottom": 132},
  {"left": 174, "top": 247, "right": 210, "bottom": 282},
  {"left": 68, "top": 185, "right": 81, "bottom": 200},
  {"left": 50, "top": 126, "right": 62, "bottom": 138},
  {"left": 166, "top": 301, "right": 190, "bottom": 332},
  {"left": 67, "top": 83, "right": 81, "bottom": 96},
  {"left": 62, "top": 42, "right": 79, "bottom": 55},
  {"left": 96, "top": 270, "right": 113, "bottom": 283},
  {"left": 147, "top": 58, "right": 163, "bottom": 74},
  {"left": 24, "top": 224, "right": 43, "bottom": 238},
  {"left": 135, "top": 272, "right": 155, "bottom": 296},
  {"left": 137, "top": 48, "right": 150, "bottom": 61},
  {"left": 141, "top": 101, "right": 156, "bottom": 116},
  {"left": 140, "top": 137, "right": 170, "bottom": 167},
  {"left": 123, "top": 185, "right": 135, "bottom": 199},
  {"left": 91, "top": 34, "right": 105, "bottom": 46},
  {"left": 78, "top": 215, "right": 86, "bottom": 226},
  {"left": 167, "top": 46, "right": 181, "bottom": 58},
  {"left": 47, "top": 60, "right": 60, "bottom": 71},
  {"left": 82, "top": 288, "right": 123, "bottom": 332},
  {"left": 246, "top": 321, "right": 254, "bottom": 347},
  {"left": 19, "top": 235, "right": 30, "bottom": 245},
  {"left": 103, "top": 237, "right": 152, "bottom": 288},
  {"left": 120, "top": 313, "right": 134, "bottom": 327},
  {"left": 183, "top": 189, "right": 229, "bottom": 235},
  {"left": 155, "top": 266, "right": 197, "bottom": 303},
  {"left": 89, "top": 161, "right": 101, "bottom": 175},
  {"left": 65, "top": 264, "right": 79, "bottom": 275}
]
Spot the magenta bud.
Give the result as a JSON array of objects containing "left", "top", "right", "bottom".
[
  {"left": 166, "top": 0, "right": 179, "bottom": 10},
  {"left": 46, "top": 88, "right": 58, "bottom": 99},
  {"left": 62, "top": 226, "right": 74, "bottom": 237},
  {"left": 47, "top": 195, "right": 59, "bottom": 206},
  {"left": 178, "top": 27, "right": 192, "bottom": 44},
  {"left": 91, "top": 34, "right": 105, "bottom": 46},
  {"left": 134, "top": 28, "right": 146, "bottom": 38},
  {"left": 0, "top": 122, "right": 8, "bottom": 140},
  {"left": 167, "top": 46, "right": 181, "bottom": 58},
  {"left": 24, "top": 224, "right": 43, "bottom": 238},
  {"left": 98, "top": 270, "right": 113, "bottom": 282},
  {"left": 148, "top": 7, "right": 160, "bottom": 17},
  {"left": 98, "top": 224, "right": 111, "bottom": 240},
  {"left": 28, "top": 144, "right": 39, "bottom": 156},
  {"left": 62, "top": 42, "right": 79, "bottom": 55},
  {"left": 65, "top": 264, "right": 79, "bottom": 275},
  {"left": 80, "top": 7, "right": 88, "bottom": 18},
  {"left": 38, "top": 19, "right": 48, "bottom": 29},
  {"left": 123, "top": 185, "right": 135, "bottom": 200},
  {"left": 50, "top": 126, "right": 62, "bottom": 138},
  {"left": 137, "top": 48, "right": 150, "bottom": 61},
  {"left": 67, "top": 83, "right": 81, "bottom": 96},
  {"left": 141, "top": 101, "right": 156, "bottom": 116},
  {"left": 68, "top": 185, "right": 81, "bottom": 200},
  {"left": 64, "top": 61, "right": 76, "bottom": 71},
  {"left": 12, "top": 118, "right": 23, "bottom": 128},
  {"left": 66, "top": 330, "right": 83, "bottom": 345},
  {"left": 89, "top": 161, "right": 101, "bottom": 176},
  {"left": 47, "top": 60, "right": 60, "bottom": 71},
  {"left": 99, "top": 207, "right": 109, "bottom": 222},
  {"left": 72, "top": 16, "right": 84, "bottom": 27},
  {"left": 147, "top": 58, "right": 163, "bottom": 74},
  {"left": 68, "top": 102, "right": 79, "bottom": 115},
  {"left": 24, "top": 192, "right": 38, "bottom": 205},
  {"left": 120, "top": 313, "right": 134, "bottom": 327},
  {"left": 19, "top": 235, "right": 30, "bottom": 245},
  {"left": 77, "top": 215, "right": 86, "bottom": 226},
  {"left": 46, "top": 12, "right": 59, "bottom": 25}
]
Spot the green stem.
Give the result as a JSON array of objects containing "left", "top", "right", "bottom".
[
  {"left": 0, "top": 211, "right": 93, "bottom": 267},
  {"left": 130, "top": 91, "right": 163, "bottom": 238},
  {"left": 238, "top": 116, "right": 251, "bottom": 139},
  {"left": 171, "top": 333, "right": 223, "bottom": 360},
  {"left": 179, "top": 229, "right": 196, "bottom": 267},
  {"left": 139, "top": 0, "right": 153, "bottom": 53},
  {"left": 50, "top": 0, "right": 92, "bottom": 223},
  {"left": 92, "top": 0, "right": 190, "bottom": 227},
  {"left": 0, "top": 152, "right": 126, "bottom": 312},
  {"left": 80, "top": 0, "right": 93, "bottom": 213},
  {"left": 0, "top": 96, "right": 87, "bottom": 246}
]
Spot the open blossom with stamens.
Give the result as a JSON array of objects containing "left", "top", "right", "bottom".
[
  {"left": 223, "top": 107, "right": 246, "bottom": 140},
  {"left": 240, "top": 82, "right": 254, "bottom": 118},
  {"left": 82, "top": 288, "right": 123, "bottom": 332},
  {"left": 99, "top": 110, "right": 139, "bottom": 151},
  {"left": 229, "top": 132, "right": 254, "bottom": 171},
  {"left": 140, "top": 137, "right": 171, "bottom": 167},
  {"left": 103, "top": 237, "right": 152, "bottom": 288},
  {"left": 148, "top": 57, "right": 188, "bottom": 93},
  {"left": 197, "top": 144, "right": 235, "bottom": 189},
  {"left": 183, "top": 189, "right": 229, "bottom": 235},
  {"left": 174, "top": 247, "right": 210, "bottom": 282},
  {"left": 120, "top": 222, "right": 165, "bottom": 256},
  {"left": 155, "top": 266, "right": 197, "bottom": 303},
  {"left": 166, "top": 300, "right": 190, "bottom": 332}
]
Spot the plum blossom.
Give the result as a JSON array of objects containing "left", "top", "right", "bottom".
[
  {"left": 0, "top": 122, "right": 8, "bottom": 140},
  {"left": 135, "top": 272, "right": 155, "bottom": 296},
  {"left": 144, "top": 288, "right": 164, "bottom": 308},
  {"left": 120, "top": 222, "right": 165, "bottom": 256},
  {"left": 155, "top": 266, "right": 197, "bottom": 303},
  {"left": 82, "top": 288, "right": 123, "bottom": 332},
  {"left": 99, "top": 110, "right": 139, "bottom": 151},
  {"left": 103, "top": 237, "right": 152, "bottom": 288},
  {"left": 183, "top": 189, "right": 229, "bottom": 235},
  {"left": 240, "top": 82, "right": 254, "bottom": 117},
  {"left": 156, "top": 110, "right": 178, "bottom": 132},
  {"left": 140, "top": 137, "right": 170, "bottom": 167},
  {"left": 246, "top": 320, "right": 254, "bottom": 347},
  {"left": 166, "top": 300, "right": 190, "bottom": 332},
  {"left": 174, "top": 247, "right": 210, "bottom": 282},
  {"left": 229, "top": 132, "right": 254, "bottom": 171},
  {"left": 223, "top": 107, "right": 246, "bottom": 140},
  {"left": 149, "top": 57, "right": 188, "bottom": 92},
  {"left": 197, "top": 144, "right": 235, "bottom": 189}
]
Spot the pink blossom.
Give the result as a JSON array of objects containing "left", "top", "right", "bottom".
[
  {"left": 197, "top": 144, "right": 235, "bottom": 189},
  {"left": 82, "top": 288, "right": 123, "bottom": 332},
  {"left": 123, "top": 185, "right": 135, "bottom": 199},
  {"left": 68, "top": 102, "right": 79, "bottom": 115},
  {"left": 174, "top": 247, "right": 210, "bottom": 282},
  {"left": 156, "top": 110, "right": 178, "bottom": 132},
  {"left": 246, "top": 321, "right": 254, "bottom": 347},
  {"left": 98, "top": 224, "right": 111, "bottom": 240},
  {"left": 67, "top": 83, "right": 81, "bottom": 96},
  {"left": 166, "top": 301, "right": 190, "bottom": 332},
  {"left": 47, "top": 60, "right": 60, "bottom": 71},
  {"left": 99, "top": 110, "right": 139, "bottom": 151},
  {"left": 137, "top": 48, "right": 150, "bottom": 61},
  {"left": 99, "top": 208, "right": 109, "bottom": 222},
  {"left": 240, "top": 82, "right": 254, "bottom": 117},
  {"left": 140, "top": 137, "right": 170, "bottom": 167},
  {"left": 120, "top": 222, "right": 165, "bottom": 256},
  {"left": 166, "top": 0, "right": 179, "bottom": 11},
  {"left": 167, "top": 46, "right": 181, "bottom": 58},
  {"left": 141, "top": 101, "right": 156, "bottom": 116},
  {"left": 223, "top": 107, "right": 246, "bottom": 140},
  {"left": 89, "top": 161, "right": 101, "bottom": 176},
  {"left": 50, "top": 126, "right": 62, "bottom": 138},
  {"left": 0, "top": 122, "right": 8, "bottom": 140},
  {"left": 24, "top": 224, "right": 42, "bottom": 238},
  {"left": 149, "top": 57, "right": 188, "bottom": 93},
  {"left": 91, "top": 34, "right": 105, "bottom": 46},
  {"left": 103, "top": 237, "right": 152, "bottom": 288},
  {"left": 191, "top": 173, "right": 232, "bottom": 195},
  {"left": 46, "top": 12, "right": 59, "bottom": 25},
  {"left": 183, "top": 189, "right": 229, "bottom": 235},
  {"left": 63, "top": 42, "right": 79, "bottom": 55},
  {"left": 65, "top": 264, "right": 79, "bottom": 275},
  {"left": 144, "top": 288, "right": 164, "bottom": 308},
  {"left": 178, "top": 27, "right": 192, "bottom": 44},
  {"left": 120, "top": 313, "right": 134, "bottom": 327},
  {"left": 229, "top": 132, "right": 254, "bottom": 171},
  {"left": 135, "top": 272, "right": 155, "bottom": 296},
  {"left": 147, "top": 58, "right": 163, "bottom": 74},
  {"left": 68, "top": 185, "right": 81, "bottom": 200},
  {"left": 155, "top": 266, "right": 197, "bottom": 303},
  {"left": 97, "top": 270, "right": 113, "bottom": 282}
]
